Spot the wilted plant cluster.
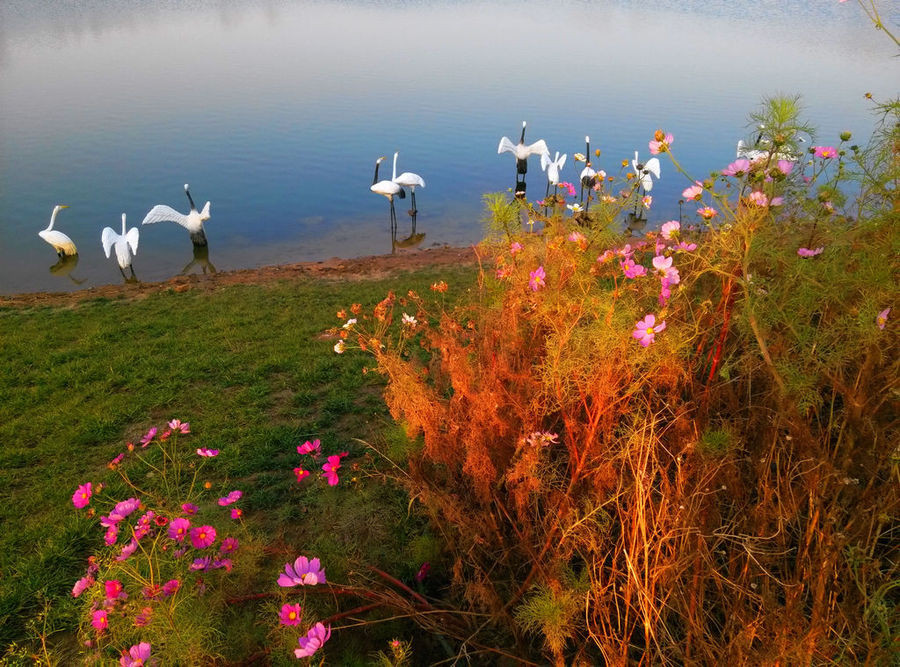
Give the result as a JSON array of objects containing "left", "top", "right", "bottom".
[{"left": 336, "top": 98, "right": 898, "bottom": 664}]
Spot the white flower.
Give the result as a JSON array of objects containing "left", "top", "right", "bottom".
[
  {"left": 401, "top": 313, "right": 417, "bottom": 327},
  {"left": 333, "top": 340, "right": 346, "bottom": 354},
  {"left": 566, "top": 203, "right": 583, "bottom": 213},
  {"left": 342, "top": 318, "right": 357, "bottom": 329}
]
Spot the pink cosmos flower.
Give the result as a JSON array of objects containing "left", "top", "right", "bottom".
[
  {"left": 509, "top": 241, "right": 524, "bottom": 255},
  {"left": 652, "top": 255, "right": 673, "bottom": 273},
  {"left": 642, "top": 195, "right": 653, "bottom": 209},
  {"left": 120, "top": 642, "right": 151, "bottom": 667},
  {"left": 415, "top": 562, "right": 431, "bottom": 583},
  {"left": 721, "top": 159, "right": 750, "bottom": 177},
  {"left": 681, "top": 182, "right": 703, "bottom": 201},
  {"left": 105, "top": 580, "right": 126, "bottom": 601},
  {"left": 91, "top": 609, "right": 108, "bottom": 632},
  {"left": 168, "top": 517, "right": 190, "bottom": 541},
  {"left": 495, "top": 265, "right": 512, "bottom": 280},
  {"left": 110, "top": 498, "right": 141, "bottom": 522},
  {"left": 559, "top": 181, "right": 576, "bottom": 197},
  {"left": 747, "top": 191, "right": 769, "bottom": 207},
  {"left": 190, "top": 557, "right": 211, "bottom": 571},
  {"left": 620, "top": 259, "right": 647, "bottom": 279},
  {"left": 568, "top": 231, "right": 587, "bottom": 249},
  {"left": 72, "top": 482, "right": 92, "bottom": 509},
  {"left": 648, "top": 133, "right": 673, "bottom": 155},
  {"left": 279, "top": 603, "right": 303, "bottom": 626},
  {"left": 218, "top": 490, "right": 242, "bottom": 506},
  {"left": 813, "top": 146, "right": 837, "bottom": 159},
  {"left": 139, "top": 427, "right": 157, "bottom": 447},
  {"left": 295, "top": 623, "right": 332, "bottom": 659},
  {"left": 190, "top": 525, "right": 217, "bottom": 549},
  {"left": 196, "top": 448, "right": 219, "bottom": 457},
  {"left": 597, "top": 249, "right": 614, "bottom": 263},
  {"left": 321, "top": 455, "right": 342, "bottom": 486},
  {"left": 134, "top": 608, "right": 152, "bottom": 628},
  {"left": 104, "top": 525, "right": 119, "bottom": 546},
  {"left": 698, "top": 206, "right": 718, "bottom": 220},
  {"left": 776, "top": 160, "right": 794, "bottom": 175},
  {"left": 674, "top": 241, "right": 697, "bottom": 252},
  {"left": 294, "top": 468, "right": 310, "bottom": 482},
  {"left": 162, "top": 579, "right": 180, "bottom": 597},
  {"left": 230, "top": 508, "right": 243, "bottom": 520},
  {"left": 660, "top": 220, "right": 680, "bottom": 240},
  {"left": 770, "top": 196, "right": 784, "bottom": 206},
  {"left": 212, "top": 557, "right": 233, "bottom": 571},
  {"left": 220, "top": 536, "right": 239, "bottom": 554},
  {"left": 529, "top": 265, "right": 546, "bottom": 291},
  {"left": 72, "top": 576, "right": 94, "bottom": 597},
  {"left": 116, "top": 539, "right": 139, "bottom": 562},
  {"left": 632, "top": 314, "right": 667, "bottom": 347},
  {"left": 797, "top": 247, "right": 824, "bottom": 258},
  {"left": 297, "top": 439, "right": 322, "bottom": 456},
  {"left": 278, "top": 556, "right": 327, "bottom": 587},
  {"left": 876, "top": 308, "right": 890, "bottom": 330},
  {"left": 168, "top": 419, "right": 190, "bottom": 433},
  {"left": 181, "top": 503, "right": 198, "bottom": 515},
  {"left": 108, "top": 453, "right": 125, "bottom": 468}
]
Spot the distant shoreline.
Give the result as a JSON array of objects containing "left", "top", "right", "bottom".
[{"left": 0, "top": 245, "right": 479, "bottom": 309}]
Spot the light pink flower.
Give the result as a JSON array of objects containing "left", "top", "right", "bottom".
[
  {"left": 116, "top": 539, "right": 138, "bottom": 562},
  {"left": 72, "top": 482, "right": 92, "bottom": 509},
  {"left": 648, "top": 133, "right": 673, "bottom": 155},
  {"left": 294, "top": 623, "right": 332, "bottom": 659},
  {"left": 642, "top": 195, "right": 652, "bottom": 209},
  {"left": 632, "top": 314, "right": 666, "bottom": 347},
  {"left": 721, "top": 159, "right": 750, "bottom": 177},
  {"left": 120, "top": 642, "right": 151, "bottom": 667},
  {"left": 813, "top": 146, "right": 837, "bottom": 159},
  {"left": 652, "top": 255, "right": 672, "bottom": 273},
  {"left": 682, "top": 182, "right": 703, "bottom": 201},
  {"left": 529, "top": 265, "right": 546, "bottom": 291},
  {"left": 621, "top": 259, "right": 647, "bottom": 279},
  {"left": 196, "top": 447, "right": 219, "bottom": 457},
  {"left": 168, "top": 419, "right": 190, "bottom": 433},
  {"left": 776, "top": 160, "right": 794, "bottom": 175},
  {"left": 797, "top": 247, "right": 824, "bottom": 258},
  {"left": 72, "top": 576, "right": 94, "bottom": 598},
  {"left": 660, "top": 220, "right": 680, "bottom": 240},
  {"left": 139, "top": 427, "right": 157, "bottom": 448},
  {"left": 217, "top": 490, "right": 242, "bottom": 506},
  {"left": 876, "top": 308, "right": 890, "bottom": 330},
  {"left": 509, "top": 241, "right": 524, "bottom": 255},
  {"left": 278, "top": 556, "right": 327, "bottom": 587},
  {"left": 495, "top": 265, "right": 512, "bottom": 280},
  {"left": 747, "top": 191, "right": 769, "bottom": 207},
  {"left": 674, "top": 241, "right": 697, "bottom": 252},
  {"left": 280, "top": 603, "right": 303, "bottom": 626},
  {"left": 698, "top": 206, "right": 718, "bottom": 220}
]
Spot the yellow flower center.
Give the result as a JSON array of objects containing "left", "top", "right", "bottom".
[{"left": 646, "top": 327, "right": 655, "bottom": 335}]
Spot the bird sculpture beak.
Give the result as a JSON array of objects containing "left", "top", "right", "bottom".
[{"left": 59, "top": 205, "right": 70, "bottom": 209}]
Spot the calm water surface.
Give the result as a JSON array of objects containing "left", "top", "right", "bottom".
[{"left": 0, "top": 0, "right": 895, "bottom": 294}]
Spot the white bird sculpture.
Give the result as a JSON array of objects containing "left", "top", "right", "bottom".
[
  {"left": 141, "top": 184, "right": 211, "bottom": 247},
  {"left": 39, "top": 205, "right": 78, "bottom": 257},
  {"left": 580, "top": 136, "right": 598, "bottom": 202},
  {"left": 631, "top": 151, "right": 661, "bottom": 192},
  {"left": 540, "top": 150, "right": 566, "bottom": 197},
  {"left": 391, "top": 152, "right": 426, "bottom": 214},
  {"left": 498, "top": 121, "right": 549, "bottom": 176},
  {"left": 101, "top": 213, "right": 140, "bottom": 277},
  {"left": 371, "top": 156, "right": 406, "bottom": 237}
]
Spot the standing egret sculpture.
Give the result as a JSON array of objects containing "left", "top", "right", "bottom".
[
  {"left": 39, "top": 205, "right": 78, "bottom": 257},
  {"left": 580, "top": 136, "right": 598, "bottom": 204},
  {"left": 540, "top": 150, "right": 566, "bottom": 198},
  {"left": 371, "top": 156, "right": 406, "bottom": 245},
  {"left": 391, "top": 152, "right": 425, "bottom": 215},
  {"left": 141, "top": 184, "right": 211, "bottom": 247},
  {"left": 101, "top": 213, "right": 140, "bottom": 278}
]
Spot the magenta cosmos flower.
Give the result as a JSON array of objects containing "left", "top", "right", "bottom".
[
  {"left": 797, "top": 246, "right": 824, "bottom": 258},
  {"left": 168, "top": 419, "right": 190, "bottom": 433},
  {"left": 297, "top": 439, "right": 321, "bottom": 456},
  {"left": 196, "top": 448, "right": 219, "bottom": 457},
  {"left": 876, "top": 308, "right": 890, "bottom": 330},
  {"left": 168, "top": 517, "right": 190, "bottom": 541},
  {"left": 72, "top": 482, "right": 93, "bottom": 509},
  {"left": 181, "top": 502, "right": 198, "bottom": 515},
  {"left": 295, "top": 623, "right": 332, "bottom": 659},
  {"left": 190, "top": 525, "right": 217, "bottom": 549},
  {"left": 72, "top": 575, "right": 94, "bottom": 597},
  {"left": 813, "top": 146, "right": 837, "bottom": 159},
  {"left": 217, "top": 490, "right": 242, "bottom": 506},
  {"left": 278, "top": 556, "right": 327, "bottom": 587},
  {"left": 294, "top": 468, "right": 310, "bottom": 482},
  {"left": 120, "top": 642, "right": 151, "bottom": 667},
  {"left": 91, "top": 609, "right": 108, "bottom": 632},
  {"left": 279, "top": 603, "right": 303, "bottom": 626},
  {"left": 139, "top": 427, "right": 157, "bottom": 448},
  {"left": 620, "top": 259, "right": 646, "bottom": 279},
  {"left": 529, "top": 265, "right": 546, "bottom": 291},
  {"left": 321, "top": 455, "right": 343, "bottom": 486},
  {"left": 632, "top": 314, "right": 666, "bottom": 347}
]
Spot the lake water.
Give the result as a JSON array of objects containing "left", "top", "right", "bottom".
[{"left": 0, "top": 0, "right": 895, "bottom": 294}]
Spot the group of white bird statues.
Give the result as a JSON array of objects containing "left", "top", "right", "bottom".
[{"left": 38, "top": 184, "right": 211, "bottom": 277}]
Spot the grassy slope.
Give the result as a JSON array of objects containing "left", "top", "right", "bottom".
[{"left": 0, "top": 267, "right": 472, "bottom": 656}]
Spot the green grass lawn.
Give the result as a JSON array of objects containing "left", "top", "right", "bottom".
[{"left": 0, "top": 266, "right": 473, "bottom": 661}]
